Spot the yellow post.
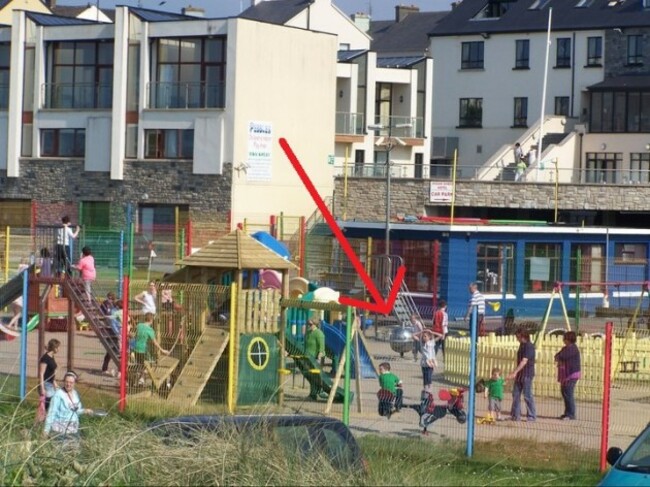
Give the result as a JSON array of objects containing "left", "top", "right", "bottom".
[
  {"left": 450, "top": 149, "right": 458, "bottom": 226},
  {"left": 242, "top": 219, "right": 247, "bottom": 233},
  {"left": 343, "top": 146, "right": 349, "bottom": 220},
  {"left": 227, "top": 282, "right": 238, "bottom": 414}
]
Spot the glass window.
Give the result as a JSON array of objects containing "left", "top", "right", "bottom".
[
  {"left": 556, "top": 38, "right": 571, "bottom": 67},
  {"left": 524, "top": 243, "right": 561, "bottom": 293},
  {"left": 144, "top": 129, "right": 193, "bottom": 159},
  {"left": 628, "top": 92, "right": 640, "bottom": 132},
  {"left": 613, "top": 92, "right": 626, "bottom": 132},
  {"left": 585, "top": 152, "right": 622, "bottom": 183},
  {"left": 627, "top": 35, "right": 643, "bottom": 65},
  {"left": 40, "top": 129, "right": 85, "bottom": 157},
  {"left": 629, "top": 153, "right": 650, "bottom": 183},
  {"left": 461, "top": 41, "right": 484, "bottom": 69},
  {"left": 515, "top": 39, "right": 529, "bottom": 68},
  {"left": 587, "top": 36, "right": 602, "bottom": 65},
  {"left": 459, "top": 98, "right": 483, "bottom": 127},
  {"left": 513, "top": 97, "right": 528, "bottom": 127},
  {"left": 641, "top": 93, "right": 650, "bottom": 131},
  {"left": 81, "top": 201, "right": 110, "bottom": 229},
  {"left": 555, "top": 96, "right": 570, "bottom": 116},
  {"left": 569, "top": 244, "right": 605, "bottom": 292},
  {"left": 477, "top": 243, "right": 515, "bottom": 294},
  {"left": 615, "top": 243, "right": 647, "bottom": 263}
]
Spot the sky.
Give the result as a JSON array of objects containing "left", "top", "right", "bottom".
[{"left": 63, "top": 0, "right": 453, "bottom": 21}]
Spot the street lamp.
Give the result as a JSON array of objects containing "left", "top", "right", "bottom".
[{"left": 367, "top": 122, "right": 412, "bottom": 257}]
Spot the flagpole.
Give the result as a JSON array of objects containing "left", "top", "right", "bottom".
[{"left": 537, "top": 8, "right": 553, "bottom": 171}]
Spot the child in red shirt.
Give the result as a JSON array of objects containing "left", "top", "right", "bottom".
[{"left": 74, "top": 246, "right": 96, "bottom": 301}]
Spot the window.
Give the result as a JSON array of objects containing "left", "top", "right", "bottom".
[
  {"left": 629, "top": 153, "right": 650, "bottom": 183},
  {"left": 152, "top": 36, "right": 226, "bottom": 108},
  {"left": 47, "top": 41, "right": 113, "bottom": 109},
  {"left": 524, "top": 243, "right": 561, "bottom": 293},
  {"left": 589, "top": 90, "right": 650, "bottom": 133},
  {"left": 569, "top": 244, "right": 605, "bottom": 292},
  {"left": 556, "top": 38, "right": 571, "bottom": 67},
  {"left": 477, "top": 243, "right": 515, "bottom": 294},
  {"left": 81, "top": 201, "right": 110, "bottom": 229},
  {"left": 615, "top": 243, "right": 647, "bottom": 263},
  {"left": 587, "top": 36, "right": 602, "bottom": 66},
  {"left": 459, "top": 98, "right": 483, "bottom": 127},
  {"left": 513, "top": 97, "right": 528, "bottom": 127},
  {"left": 554, "top": 96, "right": 570, "bottom": 116},
  {"left": 515, "top": 40, "right": 529, "bottom": 68},
  {"left": 41, "top": 129, "right": 85, "bottom": 157},
  {"left": 627, "top": 35, "right": 643, "bottom": 65},
  {"left": 585, "top": 152, "right": 622, "bottom": 183},
  {"left": 461, "top": 41, "right": 484, "bottom": 69},
  {"left": 374, "top": 82, "right": 392, "bottom": 130},
  {"left": 0, "top": 43, "right": 9, "bottom": 109},
  {"left": 144, "top": 129, "right": 193, "bottom": 159}
]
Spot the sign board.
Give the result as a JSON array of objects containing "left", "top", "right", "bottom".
[
  {"left": 247, "top": 121, "right": 273, "bottom": 182},
  {"left": 429, "top": 182, "right": 453, "bottom": 203},
  {"left": 327, "top": 154, "right": 335, "bottom": 165}
]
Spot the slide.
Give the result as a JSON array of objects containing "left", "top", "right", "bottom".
[
  {"left": 284, "top": 334, "right": 348, "bottom": 403},
  {"left": 0, "top": 314, "right": 40, "bottom": 338},
  {"left": 322, "top": 323, "right": 376, "bottom": 379}
]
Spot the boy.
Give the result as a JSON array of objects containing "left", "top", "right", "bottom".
[
  {"left": 432, "top": 299, "right": 448, "bottom": 357},
  {"left": 484, "top": 367, "right": 505, "bottom": 421},
  {"left": 377, "top": 362, "right": 403, "bottom": 417},
  {"left": 132, "top": 313, "right": 169, "bottom": 386}
]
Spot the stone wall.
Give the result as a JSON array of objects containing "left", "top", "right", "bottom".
[
  {"left": 0, "top": 160, "right": 232, "bottom": 227},
  {"left": 333, "top": 177, "right": 650, "bottom": 221},
  {"left": 605, "top": 28, "right": 650, "bottom": 77}
]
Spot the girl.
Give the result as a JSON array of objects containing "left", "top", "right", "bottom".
[
  {"left": 419, "top": 330, "right": 438, "bottom": 392},
  {"left": 39, "top": 339, "right": 61, "bottom": 410}
]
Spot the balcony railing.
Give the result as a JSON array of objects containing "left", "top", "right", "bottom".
[
  {"left": 147, "top": 81, "right": 225, "bottom": 109},
  {"left": 42, "top": 83, "right": 113, "bottom": 109},
  {"left": 372, "top": 115, "right": 424, "bottom": 138},
  {"left": 0, "top": 84, "right": 8, "bottom": 110},
  {"left": 335, "top": 112, "right": 365, "bottom": 135}
]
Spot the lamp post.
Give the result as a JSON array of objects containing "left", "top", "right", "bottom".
[{"left": 367, "top": 122, "right": 412, "bottom": 257}]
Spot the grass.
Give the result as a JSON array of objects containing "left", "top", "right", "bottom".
[{"left": 0, "top": 386, "right": 604, "bottom": 486}]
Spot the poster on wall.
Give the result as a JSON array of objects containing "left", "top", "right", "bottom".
[
  {"left": 247, "top": 121, "right": 273, "bottom": 182},
  {"left": 429, "top": 182, "right": 452, "bottom": 203}
]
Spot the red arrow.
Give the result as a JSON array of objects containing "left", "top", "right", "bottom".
[{"left": 279, "top": 138, "right": 405, "bottom": 314}]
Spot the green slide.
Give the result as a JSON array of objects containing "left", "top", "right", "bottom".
[
  {"left": 284, "top": 334, "right": 350, "bottom": 403},
  {"left": 0, "top": 314, "right": 40, "bottom": 337}
]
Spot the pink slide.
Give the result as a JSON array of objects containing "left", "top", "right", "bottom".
[{"left": 259, "top": 269, "right": 282, "bottom": 290}]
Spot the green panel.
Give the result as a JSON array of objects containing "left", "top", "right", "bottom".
[{"left": 237, "top": 333, "right": 279, "bottom": 406}]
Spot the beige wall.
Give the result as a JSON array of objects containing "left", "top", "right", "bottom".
[
  {"left": 0, "top": 0, "right": 50, "bottom": 24},
  {"left": 230, "top": 19, "right": 337, "bottom": 226}
]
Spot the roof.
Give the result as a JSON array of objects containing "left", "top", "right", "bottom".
[
  {"left": 370, "top": 11, "right": 449, "bottom": 54},
  {"left": 376, "top": 55, "right": 427, "bottom": 68},
  {"left": 588, "top": 75, "right": 650, "bottom": 90},
  {"left": 239, "top": 0, "right": 313, "bottom": 24},
  {"left": 429, "top": 0, "right": 650, "bottom": 37},
  {"left": 0, "top": 0, "right": 10, "bottom": 11},
  {"left": 129, "top": 6, "right": 194, "bottom": 22},
  {"left": 26, "top": 11, "right": 95, "bottom": 26},
  {"left": 337, "top": 48, "right": 367, "bottom": 62},
  {"left": 51, "top": 5, "right": 116, "bottom": 22},
  {"left": 179, "top": 229, "right": 298, "bottom": 270}
]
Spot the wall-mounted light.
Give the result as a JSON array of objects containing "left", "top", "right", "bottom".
[
  {"left": 645, "top": 143, "right": 650, "bottom": 151},
  {"left": 339, "top": 90, "right": 344, "bottom": 98},
  {"left": 600, "top": 143, "right": 607, "bottom": 150},
  {"left": 399, "top": 95, "right": 404, "bottom": 103},
  {"left": 480, "top": 32, "right": 490, "bottom": 39}
]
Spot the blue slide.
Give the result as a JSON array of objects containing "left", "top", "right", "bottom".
[{"left": 322, "top": 323, "right": 376, "bottom": 379}]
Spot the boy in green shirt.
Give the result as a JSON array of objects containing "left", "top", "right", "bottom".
[
  {"left": 484, "top": 367, "right": 505, "bottom": 421},
  {"left": 377, "top": 362, "right": 403, "bottom": 418},
  {"left": 133, "top": 313, "right": 169, "bottom": 386},
  {"left": 305, "top": 318, "right": 326, "bottom": 400}
]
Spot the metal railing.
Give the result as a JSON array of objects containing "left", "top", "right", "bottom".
[
  {"left": 147, "top": 81, "right": 225, "bottom": 109},
  {"left": 335, "top": 112, "right": 365, "bottom": 135},
  {"left": 42, "top": 82, "right": 113, "bottom": 109},
  {"left": 372, "top": 115, "right": 424, "bottom": 138}
]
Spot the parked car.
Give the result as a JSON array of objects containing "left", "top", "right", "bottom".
[
  {"left": 148, "top": 415, "right": 366, "bottom": 473},
  {"left": 599, "top": 423, "right": 650, "bottom": 486}
]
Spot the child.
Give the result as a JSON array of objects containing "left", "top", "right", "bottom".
[
  {"left": 432, "top": 299, "right": 448, "bottom": 357},
  {"left": 132, "top": 313, "right": 169, "bottom": 386},
  {"left": 377, "top": 362, "right": 403, "bottom": 418},
  {"left": 410, "top": 313, "right": 424, "bottom": 361},
  {"left": 484, "top": 367, "right": 505, "bottom": 421},
  {"left": 73, "top": 246, "right": 96, "bottom": 302},
  {"left": 419, "top": 330, "right": 438, "bottom": 392}
]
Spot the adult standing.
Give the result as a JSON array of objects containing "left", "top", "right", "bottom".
[
  {"left": 39, "top": 339, "right": 61, "bottom": 410},
  {"left": 55, "top": 216, "right": 80, "bottom": 277},
  {"left": 465, "top": 282, "right": 486, "bottom": 336},
  {"left": 305, "top": 317, "right": 325, "bottom": 400},
  {"left": 507, "top": 328, "right": 537, "bottom": 422},
  {"left": 514, "top": 142, "right": 524, "bottom": 164},
  {"left": 555, "top": 331, "right": 581, "bottom": 420},
  {"left": 43, "top": 371, "right": 93, "bottom": 438}
]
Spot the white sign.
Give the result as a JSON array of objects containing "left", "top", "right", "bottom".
[
  {"left": 247, "top": 121, "right": 273, "bottom": 182},
  {"left": 529, "top": 257, "right": 550, "bottom": 281},
  {"left": 429, "top": 182, "right": 453, "bottom": 203}
]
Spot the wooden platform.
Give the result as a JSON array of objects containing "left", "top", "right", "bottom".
[
  {"left": 167, "top": 327, "right": 229, "bottom": 405},
  {"left": 144, "top": 355, "right": 180, "bottom": 390}
]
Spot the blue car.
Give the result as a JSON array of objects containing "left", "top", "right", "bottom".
[{"left": 599, "top": 423, "right": 650, "bottom": 486}]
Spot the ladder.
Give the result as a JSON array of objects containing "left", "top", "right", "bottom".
[{"left": 370, "top": 255, "right": 422, "bottom": 325}]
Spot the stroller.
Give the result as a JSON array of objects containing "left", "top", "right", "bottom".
[{"left": 408, "top": 388, "right": 467, "bottom": 434}]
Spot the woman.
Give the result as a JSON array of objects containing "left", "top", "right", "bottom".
[
  {"left": 39, "top": 339, "right": 61, "bottom": 410},
  {"left": 44, "top": 371, "right": 93, "bottom": 437},
  {"left": 555, "top": 331, "right": 581, "bottom": 420}
]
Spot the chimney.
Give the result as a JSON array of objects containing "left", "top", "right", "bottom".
[
  {"left": 251, "top": 0, "right": 266, "bottom": 6},
  {"left": 182, "top": 5, "right": 205, "bottom": 17},
  {"left": 395, "top": 4, "right": 419, "bottom": 22},
  {"left": 44, "top": 0, "right": 56, "bottom": 8},
  {"left": 351, "top": 12, "right": 370, "bottom": 33},
  {"left": 451, "top": 1, "right": 462, "bottom": 9}
]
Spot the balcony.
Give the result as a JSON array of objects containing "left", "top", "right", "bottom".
[
  {"left": 147, "top": 81, "right": 225, "bottom": 109},
  {"left": 42, "top": 83, "right": 112, "bottom": 109},
  {"left": 335, "top": 112, "right": 365, "bottom": 135},
  {"left": 372, "top": 115, "right": 424, "bottom": 138}
]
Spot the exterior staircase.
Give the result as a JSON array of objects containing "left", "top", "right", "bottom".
[
  {"left": 541, "top": 132, "right": 567, "bottom": 152},
  {"left": 64, "top": 279, "right": 121, "bottom": 368},
  {"left": 167, "top": 327, "right": 229, "bottom": 405},
  {"left": 370, "top": 255, "right": 423, "bottom": 326}
]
